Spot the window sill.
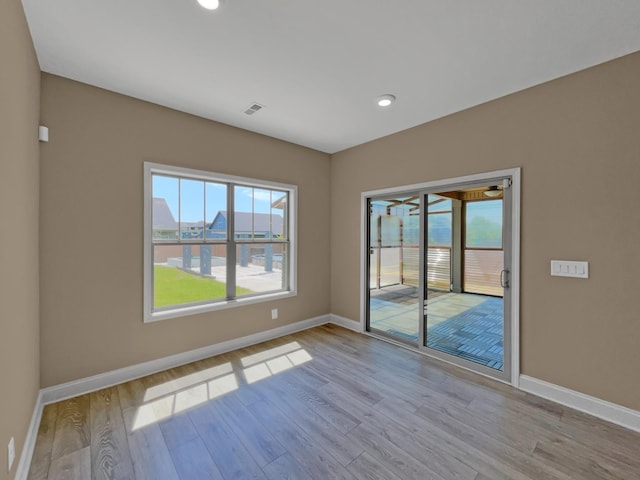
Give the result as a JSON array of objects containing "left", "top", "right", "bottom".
[{"left": 144, "top": 290, "right": 297, "bottom": 323}]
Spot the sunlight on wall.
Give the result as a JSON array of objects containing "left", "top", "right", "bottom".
[{"left": 132, "top": 341, "right": 312, "bottom": 431}]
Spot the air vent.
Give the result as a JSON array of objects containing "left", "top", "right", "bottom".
[{"left": 244, "top": 103, "right": 264, "bottom": 115}]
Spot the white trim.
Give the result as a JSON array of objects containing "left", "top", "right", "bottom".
[
  {"left": 40, "top": 314, "right": 329, "bottom": 405},
  {"left": 509, "top": 168, "right": 521, "bottom": 387},
  {"left": 360, "top": 168, "right": 522, "bottom": 386},
  {"left": 143, "top": 162, "right": 298, "bottom": 323},
  {"left": 519, "top": 375, "right": 640, "bottom": 433},
  {"left": 359, "top": 194, "right": 368, "bottom": 332},
  {"left": 146, "top": 291, "right": 298, "bottom": 323},
  {"left": 15, "top": 391, "right": 44, "bottom": 480},
  {"left": 144, "top": 162, "right": 296, "bottom": 190},
  {"left": 329, "top": 314, "right": 363, "bottom": 332},
  {"left": 144, "top": 162, "right": 152, "bottom": 321},
  {"left": 361, "top": 168, "right": 521, "bottom": 199}
]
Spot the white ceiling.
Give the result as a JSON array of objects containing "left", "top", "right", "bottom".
[{"left": 22, "top": 0, "right": 640, "bottom": 154}]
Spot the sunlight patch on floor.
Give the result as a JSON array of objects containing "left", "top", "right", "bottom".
[{"left": 133, "top": 341, "right": 312, "bottom": 431}]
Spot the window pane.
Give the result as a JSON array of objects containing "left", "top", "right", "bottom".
[
  {"left": 235, "top": 243, "right": 286, "bottom": 295},
  {"left": 402, "top": 215, "right": 420, "bottom": 245},
  {"left": 153, "top": 244, "right": 228, "bottom": 308},
  {"left": 379, "top": 247, "right": 401, "bottom": 286},
  {"left": 271, "top": 191, "right": 287, "bottom": 239},
  {"left": 465, "top": 200, "right": 503, "bottom": 248},
  {"left": 369, "top": 214, "right": 380, "bottom": 245},
  {"left": 380, "top": 216, "right": 401, "bottom": 247},
  {"left": 428, "top": 212, "right": 452, "bottom": 247},
  {"left": 234, "top": 186, "right": 253, "bottom": 239},
  {"left": 234, "top": 186, "right": 287, "bottom": 240},
  {"left": 152, "top": 175, "right": 179, "bottom": 240},
  {"left": 180, "top": 179, "right": 205, "bottom": 239},
  {"left": 253, "top": 188, "right": 273, "bottom": 239},
  {"left": 205, "top": 182, "right": 227, "bottom": 240},
  {"left": 464, "top": 249, "right": 503, "bottom": 296},
  {"left": 427, "top": 195, "right": 452, "bottom": 213}
]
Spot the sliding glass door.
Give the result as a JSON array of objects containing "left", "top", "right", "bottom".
[{"left": 366, "top": 176, "right": 514, "bottom": 382}]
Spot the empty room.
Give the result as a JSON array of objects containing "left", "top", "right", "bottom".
[{"left": 2, "top": 0, "right": 640, "bottom": 479}]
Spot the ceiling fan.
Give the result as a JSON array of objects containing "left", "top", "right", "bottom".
[{"left": 483, "top": 185, "right": 503, "bottom": 198}]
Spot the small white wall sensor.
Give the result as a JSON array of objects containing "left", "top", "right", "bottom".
[{"left": 38, "top": 125, "right": 49, "bottom": 142}]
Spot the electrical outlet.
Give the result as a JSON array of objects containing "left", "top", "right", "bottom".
[
  {"left": 8, "top": 437, "right": 15, "bottom": 472},
  {"left": 271, "top": 308, "right": 278, "bottom": 320}
]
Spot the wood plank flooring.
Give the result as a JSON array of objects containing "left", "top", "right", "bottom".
[{"left": 28, "top": 325, "right": 640, "bottom": 480}]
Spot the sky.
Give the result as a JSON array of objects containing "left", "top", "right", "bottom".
[
  {"left": 465, "top": 199, "right": 502, "bottom": 227},
  {"left": 153, "top": 175, "right": 286, "bottom": 224}
]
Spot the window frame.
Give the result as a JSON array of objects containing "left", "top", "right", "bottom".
[{"left": 144, "top": 162, "right": 297, "bottom": 323}]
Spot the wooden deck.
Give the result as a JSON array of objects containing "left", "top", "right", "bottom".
[
  {"left": 370, "top": 285, "right": 504, "bottom": 369},
  {"left": 28, "top": 325, "right": 640, "bottom": 479}
]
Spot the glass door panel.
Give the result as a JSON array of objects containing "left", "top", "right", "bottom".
[
  {"left": 367, "top": 195, "right": 421, "bottom": 345},
  {"left": 424, "top": 186, "right": 508, "bottom": 376}
]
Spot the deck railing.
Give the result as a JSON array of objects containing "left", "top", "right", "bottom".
[
  {"left": 370, "top": 245, "right": 503, "bottom": 298},
  {"left": 369, "top": 246, "right": 451, "bottom": 291}
]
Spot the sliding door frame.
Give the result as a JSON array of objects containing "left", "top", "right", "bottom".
[{"left": 360, "top": 168, "right": 521, "bottom": 387}]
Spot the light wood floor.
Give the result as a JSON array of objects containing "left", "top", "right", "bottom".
[{"left": 28, "top": 325, "right": 640, "bottom": 480}]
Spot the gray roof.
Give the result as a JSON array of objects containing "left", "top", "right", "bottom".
[
  {"left": 152, "top": 198, "right": 178, "bottom": 230},
  {"left": 212, "top": 211, "right": 283, "bottom": 235}
]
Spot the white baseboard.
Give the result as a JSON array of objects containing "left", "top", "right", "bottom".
[
  {"left": 329, "top": 314, "right": 362, "bottom": 332},
  {"left": 519, "top": 375, "right": 640, "bottom": 433},
  {"left": 15, "top": 391, "right": 43, "bottom": 480},
  {"left": 40, "top": 314, "right": 330, "bottom": 405}
]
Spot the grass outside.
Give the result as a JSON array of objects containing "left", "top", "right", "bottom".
[{"left": 154, "top": 265, "right": 251, "bottom": 307}]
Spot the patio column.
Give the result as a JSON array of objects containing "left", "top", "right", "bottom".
[
  {"left": 451, "top": 199, "right": 463, "bottom": 293},
  {"left": 264, "top": 243, "right": 273, "bottom": 272},
  {"left": 239, "top": 244, "right": 249, "bottom": 267},
  {"left": 200, "top": 245, "right": 211, "bottom": 275},
  {"left": 182, "top": 245, "right": 192, "bottom": 269}
]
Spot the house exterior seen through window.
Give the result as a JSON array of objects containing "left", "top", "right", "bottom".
[{"left": 144, "top": 163, "right": 297, "bottom": 322}]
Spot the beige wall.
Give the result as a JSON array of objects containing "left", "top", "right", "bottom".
[
  {"left": 331, "top": 51, "right": 640, "bottom": 411},
  {"left": 0, "top": 0, "right": 41, "bottom": 478},
  {"left": 39, "top": 74, "right": 331, "bottom": 387}
]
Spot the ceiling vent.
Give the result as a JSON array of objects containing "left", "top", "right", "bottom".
[{"left": 244, "top": 103, "right": 264, "bottom": 115}]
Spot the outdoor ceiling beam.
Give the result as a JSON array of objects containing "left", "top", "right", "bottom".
[
  {"left": 432, "top": 191, "right": 461, "bottom": 200},
  {"left": 427, "top": 198, "right": 447, "bottom": 207}
]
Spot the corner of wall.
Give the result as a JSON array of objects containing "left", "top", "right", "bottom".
[{"left": 0, "top": 0, "right": 41, "bottom": 478}]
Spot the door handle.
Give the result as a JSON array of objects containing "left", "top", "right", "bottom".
[{"left": 501, "top": 269, "right": 509, "bottom": 288}]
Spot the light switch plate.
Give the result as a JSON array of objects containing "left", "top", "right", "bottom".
[{"left": 551, "top": 260, "right": 589, "bottom": 278}]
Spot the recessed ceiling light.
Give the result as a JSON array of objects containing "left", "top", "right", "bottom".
[
  {"left": 376, "top": 94, "right": 396, "bottom": 107},
  {"left": 197, "top": 0, "right": 221, "bottom": 10}
]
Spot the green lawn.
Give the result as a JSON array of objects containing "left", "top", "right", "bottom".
[{"left": 154, "top": 265, "right": 251, "bottom": 307}]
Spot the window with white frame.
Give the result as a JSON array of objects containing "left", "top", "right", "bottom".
[{"left": 144, "top": 162, "right": 296, "bottom": 322}]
